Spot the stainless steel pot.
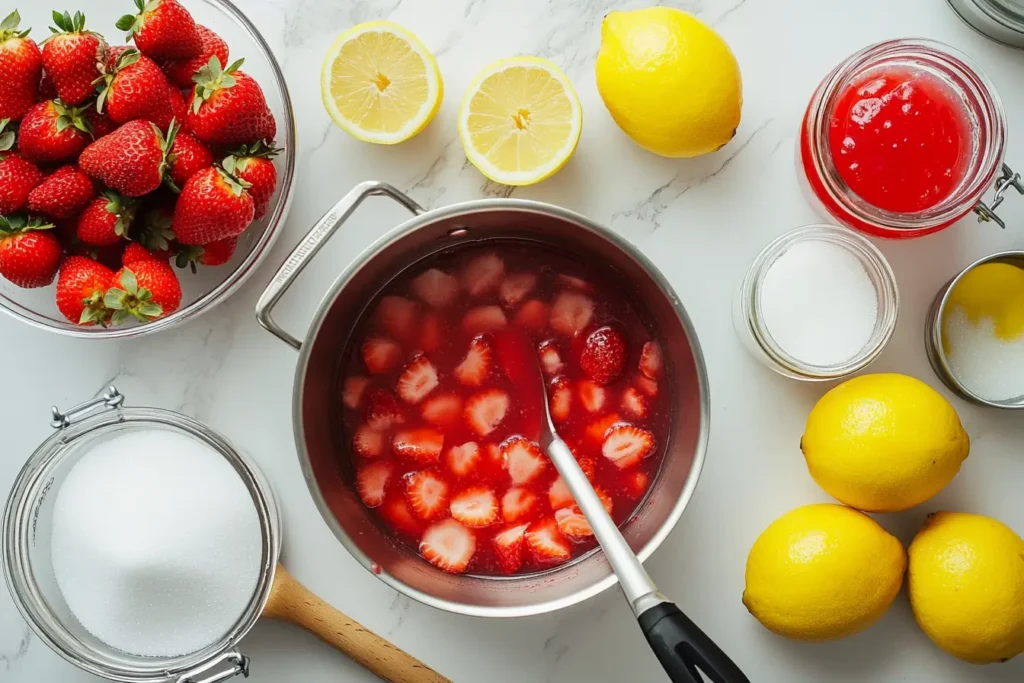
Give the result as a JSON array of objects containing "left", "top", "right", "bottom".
[{"left": 255, "top": 181, "right": 710, "bottom": 617}]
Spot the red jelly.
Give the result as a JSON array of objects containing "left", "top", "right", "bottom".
[{"left": 339, "top": 243, "right": 667, "bottom": 576}]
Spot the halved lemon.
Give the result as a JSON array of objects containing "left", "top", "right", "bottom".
[
  {"left": 459, "top": 57, "right": 582, "bottom": 186},
  {"left": 321, "top": 21, "right": 443, "bottom": 144}
]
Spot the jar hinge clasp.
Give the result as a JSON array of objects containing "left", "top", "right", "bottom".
[
  {"left": 177, "top": 651, "right": 250, "bottom": 683},
  {"left": 974, "top": 163, "right": 1024, "bottom": 229},
  {"left": 50, "top": 385, "right": 124, "bottom": 429}
]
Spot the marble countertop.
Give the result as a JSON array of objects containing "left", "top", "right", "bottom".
[{"left": 4, "top": 0, "right": 1024, "bottom": 681}]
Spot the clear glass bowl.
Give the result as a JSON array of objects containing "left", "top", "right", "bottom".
[{"left": 0, "top": 0, "right": 296, "bottom": 339}]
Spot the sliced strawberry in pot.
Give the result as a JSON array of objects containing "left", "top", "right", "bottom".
[
  {"left": 454, "top": 335, "right": 492, "bottom": 387},
  {"left": 548, "top": 376, "right": 572, "bottom": 422},
  {"left": 465, "top": 388, "right": 510, "bottom": 437},
  {"left": 623, "top": 469, "right": 651, "bottom": 498},
  {"left": 620, "top": 387, "right": 649, "bottom": 419},
  {"left": 356, "top": 460, "right": 393, "bottom": 508},
  {"left": 379, "top": 492, "right": 423, "bottom": 537},
  {"left": 412, "top": 268, "right": 458, "bottom": 308},
  {"left": 578, "top": 380, "right": 607, "bottom": 414},
  {"left": 639, "top": 341, "right": 663, "bottom": 380},
  {"left": 449, "top": 486, "right": 499, "bottom": 528},
  {"left": 538, "top": 340, "right": 564, "bottom": 376},
  {"left": 393, "top": 428, "right": 444, "bottom": 465},
  {"left": 342, "top": 376, "right": 370, "bottom": 410},
  {"left": 634, "top": 375, "right": 658, "bottom": 397},
  {"left": 555, "top": 506, "right": 593, "bottom": 539},
  {"left": 375, "top": 295, "right": 417, "bottom": 342},
  {"left": 418, "top": 311, "right": 445, "bottom": 352},
  {"left": 526, "top": 517, "right": 571, "bottom": 564},
  {"left": 548, "top": 477, "right": 575, "bottom": 510},
  {"left": 445, "top": 441, "right": 481, "bottom": 477},
  {"left": 362, "top": 337, "right": 402, "bottom": 374},
  {"left": 602, "top": 423, "right": 655, "bottom": 469},
  {"left": 585, "top": 412, "right": 621, "bottom": 444},
  {"left": 501, "top": 487, "right": 539, "bottom": 523},
  {"left": 499, "top": 272, "right": 536, "bottom": 308},
  {"left": 549, "top": 291, "right": 594, "bottom": 337},
  {"left": 579, "top": 325, "right": 626, "bottom": 386},
  {"left": 420, "top": 518, "right": 476, "bottom": 574},
  {"left": 404, "top": 469, "right": 450, "bottom": 521},
  {"left": 352, "top": 425, "right": 384, "bottom": 459},
  {"left": 514, "top": 299, "right": 548, "bottom": 332},
  {"left": 421, "top": 393, "right": 463, "bottom": 430},
  {"left": 462, "top": 252, "right": 504, "bottom": 297},
  {"left": 492, "top": 523, "right": 529, "bottom": 574},
  {"left": 365, "top": 389, "right": 406, "bottom": 431},
  {"left": 557, "top": 273, "right": 594, "bottom": 293},
  {"left": 462, "top": 305, "right": 507, "bottom": 334},
  {"left": 396, "top": 356, "right": 439, "bottom": 405},
  {"left": 501, "top": 436, "right": 547, "bottom": 485}
]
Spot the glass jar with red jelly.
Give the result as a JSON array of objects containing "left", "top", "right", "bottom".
[{"left": 800, "top": 39, "right": 1021, "bottom": 238}]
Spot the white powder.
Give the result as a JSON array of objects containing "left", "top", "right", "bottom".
[
  {"left": 759, "top": 239, "right": 879, "bottom": 367},
  {"left": 51, "top": 429, "right": 263, "bottom": 657},
  {"left": 943, "top": 307, "right": 1024, "bottom": 403}
]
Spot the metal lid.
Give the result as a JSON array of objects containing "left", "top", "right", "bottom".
[{"left": 948, "top": 0, "right": 1024, "bottom": 48}]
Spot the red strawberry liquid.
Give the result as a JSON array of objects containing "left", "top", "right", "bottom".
[{"left": 338, "top": 242, "right": 668, "bottom": 576}]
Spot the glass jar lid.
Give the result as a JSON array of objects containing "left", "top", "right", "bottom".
[{"left": 948, "top": 0, "right": 1024, "bottom": 48}]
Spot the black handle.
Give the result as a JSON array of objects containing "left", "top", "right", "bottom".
[{"left": 638, "top": 602, "right": 750, "bottom": 683}]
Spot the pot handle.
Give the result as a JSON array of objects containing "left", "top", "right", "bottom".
[{"left": 256, "top": 181, "right": 424, "bottom": 350}]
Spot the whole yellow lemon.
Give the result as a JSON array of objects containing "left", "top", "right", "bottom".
[
  {"left": 595, "top": 7, "right": 742, "bottom": 158},
  {"left": 909, "top": 512, "right": 1024, "bottom": 664},
  {"left": 801, "top": 374, "right": 969, "bottom": 512},
  {"left": 743, "top": 504, "right": 905, "bottom": 641}
]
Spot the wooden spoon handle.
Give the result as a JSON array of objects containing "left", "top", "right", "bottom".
[{"left": 263, "top": 564, "right": 451, "bottom": 683}]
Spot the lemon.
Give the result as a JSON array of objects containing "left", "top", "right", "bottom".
[
  {"left": 321, "top": 21, "right": 443, "bottom": 144},
  {"left": 943, "top": 262, "right": 1024, "bottom": 345},
  {"left": 909, "top": 512, "right": 1024, "bottom": 664},
  {"left": 459, "top": 56, "right": 582, "bottom": 186},
  {"left": 595, "top": 7, "right": 742, "bottom": 158},
  {"left": 801, "top": 374, "right": 969, "bottom": 513},
  {"left": 743, "top": 504, "right": 905, "bottom": 641}
]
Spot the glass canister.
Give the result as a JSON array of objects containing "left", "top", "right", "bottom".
[
  {"left": 947, "top": 0, "right": 1024, "bottom": 49},
  {"left": 2, "top": 387, "right": 282, "bottom": 683}
]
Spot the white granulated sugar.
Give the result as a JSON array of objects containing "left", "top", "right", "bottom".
[
  {"left": 943, "top": 307, "right": 1024, "bottom": 403},
  {"left": 51, "top": 429, "right": 263, "bottom": 657},
  {"left": 759, "top": 239, "right": 878, "bottom": 367}
]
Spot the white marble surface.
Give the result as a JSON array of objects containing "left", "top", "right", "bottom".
[{"left": 4, "top": 0, "right": 1024, "bottom": 681}]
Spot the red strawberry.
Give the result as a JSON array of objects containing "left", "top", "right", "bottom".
[
  {"left": 548, "top": 375, "right": 572, "bottom": 422},
  {"left": 634, "top": 375, "right": 658, "bottom": 397},
  {"left": 578, "top": 380, "right": 607, "bottom": 414},
  {"left": 38, "top": 69, "right": 57, "bottom": 100},
  {"left": 421, "top": 393, "right": 463, "bottom": 430},
  {"left": 461, "top": 251, "right": 504, "bottom": 296},
  {"left": 379, "top": 492, "right": 423, "bottom": 537},
  {"left": 172, "top": 165, "right": 254, "bottom": 245},
  {"left": 538, "top": 339, "right": 564, "bottom": 376},
  {"left": 221, "top": 139, "right": 278, "bottom": 220},
  {"left": 514, "top": 299, "right": 548, "bottom": 332},
  {"left": 639, "top": 341, "right": 663, "bottom": 380},
  {"left": 549, "top": 290, "right": 594, "bottom": 337},
  {"left": 0, "top": 130, "right": 44, "bottom": 213},
  {"left": 374, "top": 295, "right": 417, "bottom": 342},
  {"left": 454, "top": 335, "right": 492, "bottom": 387},
  {"left": 41, "top": 11, "right": 106, "bottom": 106},
  {"left": 106, "top": 260, "right": 182, "bottom": 324},
  {"left": 404, "top": 469, "right": 449, "bottom": 520},
  {"left": 0, "top": 214, "right": 60, "bottom": 288},
  {"left": 84, "top": 106, "right": 116, "bottom": 138},
  {"left": 464, "top": 388, "right": 509, "bottom": 437},
  {"left": 166, "top": 131, "right": 212, "bottom": 190},
  {"left": 364, "top": 388, "right": 405, "bottom": 430},
  {"left": 499, "top": 272, "right": 536, "bottom": 308},
  {"left": 445, "top": 441, "right": 481, "bottom": 478},
  {"left": 602, "top": 423, "right": 655, "bottom": 469},
  {"left": 0, "top": 11, "right": 42, "bottom": 121},
  {"left": 355, "top": 459, "right": 393, "bottom": 508},
  {"left": 55, "top": 255, "right": 114, "bottom": 325},
  {"left": 417, "top": 311, "right": 444, "bottom": 352},
  {"left": 17, "top": 100, "right": 89, "bottom": 163},
  {"left": 341, "top": 376, "right": 370, "bottom": 410},
  {"left": 122, "top": 241, "right": 163, "bottom": 266},
  {"left": 462, "top": 305, "right": 507, "bottom": 333},
  {"left": 491, "top": 523, "right": 528, "bottom": 573},
  {"left": 420, "top": 518, "right": 475, "bottom": 574},
  {"left": 525, "top": 517, "right": 571, "bottom": 564},
  {"left": 411, "top": 267, "right": 458, "bottom": 308},
  {"left": 623, "top": 469, "right": 650, "bottom": 499},
  {"left": 27, "top": 164, "right": 94, "bottom": 219},
  {"left": 620, "top": 386, "right": 649, "bottom": 419},
  {"left": 188, "top": 57, "right": 275, "bottom": 147},
  {"left": 104, "top": 45, "right": 129, "bottom": 71},
  {"left": 585, "top": 413, "right": 621, "bottom": 445},
  {"left": 361, "top": 337, "right": 402, "bottom": 374},
  {"left": 96, "top": 49, "right": 174, "bottom": 128},
  {"left": 76, "top": 190, "right": 136, "bottom": 246},
  {"left": 580, "top": 325, "right": 626, "bottom": 385},
  {"left": 392, "top": 428, "right": 444, "bottom": 465},
  {"left": 352, "top": 424, "right": 383, "bottom": 459},
  {"left": 396, "top": 355, "right": 438, "bottom": 405},
  {"left": 161, "top": 24, "right": 227, "bottom": 88},
  {"left": 501, "top": 487, "right": 538, "bottom": 524},
  {"left": 176, "top": 235, "right": 236, "bottom": 271},
  {"left": 450, "top": 486, "right": 498, "bottom": 528},
  {"left": 79, "top": 120, "right": 174, "bottom": 197},
  {"left": 117, "top": 0, "right": 202, "bottom": 60},
  {"left": 501, "top": 436, "right": 547, "bottom": 485},
  {"left": 557, "top": 273, "right": 594, "bottom": 293},
  {"left": 167, "top": 85, "right": 189, "bottom": 130}
]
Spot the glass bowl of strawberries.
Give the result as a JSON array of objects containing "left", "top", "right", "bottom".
[{"left": 0, "top": 0, "right": 295, "bottom": 337}]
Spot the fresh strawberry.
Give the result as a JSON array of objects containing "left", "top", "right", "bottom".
[
  {"left": 454, "top": 335, "right": 492, "bottom": 387},
  {"left": 403, "top": 469, "right": 449, "bottom": 520},
  {"left": 585, "top": 412, "right": 621, "bottom": 444},
  {"left": 549, "top": 290, "right": 594, "bottom": 337},
  {"left": 557, "top": 273, "right": 594, "bottom": 293},
  {"left": 502, "top": 435, "right": 547, "bottom": 485},
  {"left": 55, "top": 255, "right": 113, "bottom": 325},
  {"left": 104, "top": 45, "right": 129, "bottom": 71},
  {"left": 411, "top": 267, "right": 458, "bottom": 308},
  {"left": 361, "top": 337, "right": 402, "bottom": 374},
  {"left": 121, "top": 242, "right": 161, "bottom": 266},
  {"left": 374, "top": 295, "right": 417, "bottom": 343},
  {"left": 0, "top": 214, "right": 60, "bottom": 288},
  {"left": 167, "top": 85, "right": 189, "bottom": 129},
  {"left": 160, "top": 24, "right": 227, "bottom": 88},
  {"left": 499, "top": 272, "right": 536, "bottom": 308},
  {"left": 450, "top": 486, "right": 498, "bottom": 528},
  {"left": 352, "top": 424, "right": 383, "bottom": 459},
  {"left": 396, "top": 355, "right": 438, "bottom": 405},
  {"left": 38, "top": 69, "right": 57, "bottom": 99},
  {"left": 96, "top": 49, "right": 174, "bottom": 128},
  {"left": 0, "top": 128, "right": 43, "bottom": 213},
  {"left": 27, "top": 164, "right": 94, "bottom": 219},
  {"left": 172, "top": 165, "right": 254, "bottom": 244},
  {"left": 84, "top": 106, "right": 116, "bottom": 137},
  {"left": 417, "top": 311, "right": 444, "bottom": 352},
  {"left": 105, "top": 260, "right": 181, "bottom": 324},
  {"left": 537, "top": 339, "right": 564, "bottom": 376},
  {"left": 355, "top": 459, "right": 393, "bottom": 508},
  {"left": 221, "top": 139, "right": 278, "bottom": 220},
  {"left": 578, "top": 379, "right": 607, "bottom": 414},
  {"left": 176, "top": 235, "right": 236, "bottom": 271},
  {"left": 166, "top": 131, "right": 212, "bottom": 190},
  {"left": 421, "top": 393, "right": 463, "bottom": 430},
  {"left": 445, "top": 441, "right": 481, "bottom": 477},
  {"left": 462, "top": 305, "right": 507, "bottom": 333},
  {"left": 187, "top": 57, "right": 275, "bottom": 147},
  {"left": 491, "top": 523, "right": 528, "bottom": 573},
  {"left": 41, "top": 11, "right": 106, "bottom": 106},
  {"left": 392, "top": 428, "right": 444, "bottom": 465},
  {"left": 364, "top": 388, "right": 405, "bottom": 430},
  {"left": 639, "top": 340, "right": 663, "bottom": 380},
  {"left": 79, "top": 119, "right": 174, "bottom": 197},
  {"left": 623, "top": 469, "right": 650, "bottom": 498},
  {"left": 580, "top": 325, "right": 626, "bottom": 385},
  {"left": 0, "top": 11, "right": 42, "bottom": 121},
  {"left": 461, "top": 251, "right": 504, "bottom": 296},
  {"left": 420, "top": 518, "right": 475, "bottom": 574},
  {"left": 379, "top": 492, "right": 423, "bottom": 537},
  {"left": 514, "top": 298, "right": 548, "bottom": 332},
  {"left": 602, "top": 423, "right": 655, "bottom": 469},
  {"left": 17, "top": 100, "right": 89, "bottom": 163},
  {"left": 116, "top": 0, "right": 202, "bottom": 60},
  {"left": 634, "top": 375, "right": 658, "bottom": 397},
  {"left": 620, "top": 386, "right": 649, "bottom": 419},
  {"left": 76, "top": 190, "right": 136, "bottom": 246},
  {"left": 342, "top": 376, "right": 370, "bottom": 410},
  {"left": 525, "top": 518, "right": 570, "bottom": 564},
  {"left": 501, "top": 487, "right": 539, "bottom": 524},
  {"left": 464, "top": 388, "right": 509, "bottom": 437},
  {"left": 548, "top": 375, "right": 572, "bottom": 422}
]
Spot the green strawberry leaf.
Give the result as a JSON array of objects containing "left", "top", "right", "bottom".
[
  {"left": 116, "top": 48, "right": 140, "bottom": 71},
  {"left": 118, "top": 268, "right": 139, "bottom": 296},
  {"left": 0, "top": 130, "right": 14, "bottom": 153},
  {"left": 1, "top": 10, "right": 20, "bottom": 31},
  {"left": 139, "top": 302, "right": 162, "bottom": 318},
  {"left": 104, "top": 289, "right": 126, "bottom": 310},
  {"left": 226, "top": 58, "right": 244, "bottom": 74},
  {"left": 110, "top": 309, "right": 132, "bottom": 326}
]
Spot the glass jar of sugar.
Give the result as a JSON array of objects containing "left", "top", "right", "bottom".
[
  {"left": 2, "top": 387, "right": 281, "bottom": 683},
  {"left": 733, "top": 224, "right": 899, "bottom": 380}
]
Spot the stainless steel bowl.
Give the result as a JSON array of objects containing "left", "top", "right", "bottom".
[{"left": 256, "top": 182, "right": 710, "bottom": 618}]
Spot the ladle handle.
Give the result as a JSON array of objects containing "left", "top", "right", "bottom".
[
  {"left": 640, "top": 603, "right": 750, "bottom": 683},
  {"left": 263, "top": 565, "right": 450, "bottom": 683}
]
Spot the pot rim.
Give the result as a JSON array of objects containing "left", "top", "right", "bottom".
[{"left": 290, "top": 197, "right": 710, "bottom": 617}]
